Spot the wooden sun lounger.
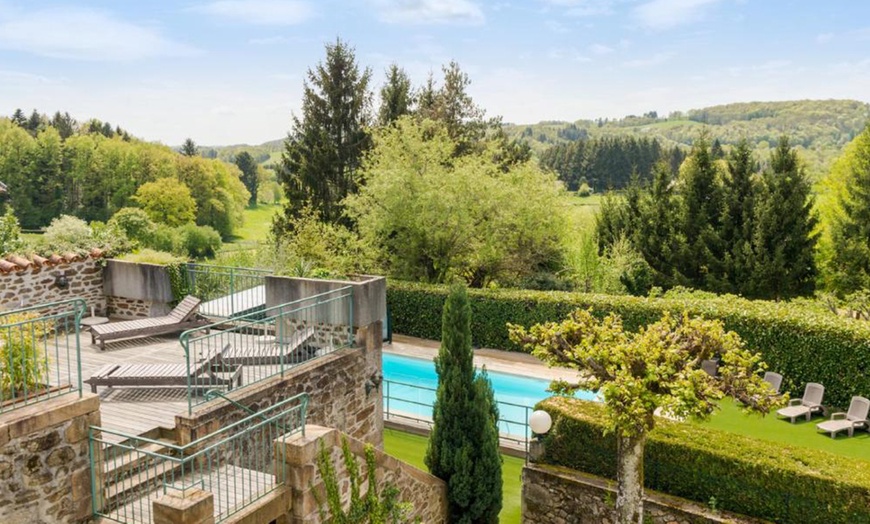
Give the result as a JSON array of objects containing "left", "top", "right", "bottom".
[
  {"left": 222, "top": 327, "right": 317, "bottom": 366},
  {"left": 91, "top": 296, "right": 211, "bottom": 350},
  {"left": 84, "top": 344, "right": 242, "bottom": 393}
]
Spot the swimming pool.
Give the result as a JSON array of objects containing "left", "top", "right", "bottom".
[{"left": 382, "top": 352, "right": 595, "bottom": 437}]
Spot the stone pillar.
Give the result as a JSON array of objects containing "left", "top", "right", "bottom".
[
  {"left": 0, "top": 393, "right": 101, "bottom": 524},
  {"left": 277, "top": 425, "right": 337, "bottom": 524},
  {"left": 152, "top": 489, "right": 215, "bottom": 524}
]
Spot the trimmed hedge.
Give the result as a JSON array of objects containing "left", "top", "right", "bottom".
[
  {"left": 537, "top": 397, "right": 870, "bottom": 523},
  {"left": 387, "top": 281, "right": 870, "bottom": 408}
]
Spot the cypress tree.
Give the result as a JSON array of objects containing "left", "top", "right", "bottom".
[
  {"left": 277, "top": 38, "right": 372, "bottom": 230},
  {"left": 747, "top": 136, "right": 818, "bottom": 299},
  {"left": 425, "top": 284, "right": 502, "bottom": 523}
]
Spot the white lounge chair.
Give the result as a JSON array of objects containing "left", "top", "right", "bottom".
[
  {"left": 763, "top": 371, "right": 783, "bottom": 394},
  {"left": 776, "top": 382, "right": 824, "bottom": 423},
  {"left": 816, "top": 396, "right": 870, "bottom": 438}
]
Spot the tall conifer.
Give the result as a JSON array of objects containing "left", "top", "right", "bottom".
[
  {"left": 721, "top": 139, "right": 756, "bottom": 293},
  {"left": 425, "top": 284, "right": 502, "bottom": 523}
]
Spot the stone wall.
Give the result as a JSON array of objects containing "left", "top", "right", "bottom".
[
  {"left": 279, "top": 425, "right": 447, "bottom": 524},
  {"left": 0, "top": 394, "right": 101, "bottom": 524},
  {"left": 0, "top": 258, "right": 105, "bottom": 314},
  {"left": 105, "top": 295, "right": 168, "bottom": 319},
  {"left": 174, "top": 321, "right": 384, "bottom": 448},
  {"left": 522, "top": 464, "right": 764, "bottom": 524}
]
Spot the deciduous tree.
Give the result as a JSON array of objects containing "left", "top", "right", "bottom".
[
  {"left": 134, "top": 178, "right": 197, "bottom": 227},
  {"left": 509, "top": 310, "right": 781, "bottom": 524}
]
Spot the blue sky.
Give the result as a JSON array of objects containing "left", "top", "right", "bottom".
[{"left": 0, "top": 0, "right": 868, "bottom": 145}]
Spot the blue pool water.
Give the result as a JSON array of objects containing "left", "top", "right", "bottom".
[{"left": 382, "top": 353, "right": 595, "bottom": 436}]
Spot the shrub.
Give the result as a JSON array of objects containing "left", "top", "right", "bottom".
[
  {"left": 387, "top": 281, "right": 870, "bottom": 407},
  {"left": 0, "top": 312, "right": 50, "bottom": 396},
  {"left": 42, "top": 215, "right": 92, "bottom": 251},
  {"left": 148, "top": 225, "right": 182, "bottom": 254},
  {"left": 537, "top": 397, "right": 870, "bottom": 523},
  {"left": 108, "top": 207, "right": 156, "bottom": 245},
  {"left": 0, "top": 207, "right": 24, "bottom": 255},
  {"left": 175, "top": 223, "right": 222, "bottom": 258}
]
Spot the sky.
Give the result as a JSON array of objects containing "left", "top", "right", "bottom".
[{"left": 1, "top": 0, "right": 869, "bottom": 146}]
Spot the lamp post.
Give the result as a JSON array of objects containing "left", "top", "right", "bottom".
[{"left": 527, "top": 409, "right": 552, "bottom": 462}]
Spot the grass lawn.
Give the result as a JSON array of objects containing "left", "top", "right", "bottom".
[
  {"left": 231, "top": 203, "right": 281, "bottom": 243},
  {"left": 383, "top": 429, "right": 524, "bottom": 524},
  {"left": 699, "top": 400, "right": 870, "bottom": 461}
]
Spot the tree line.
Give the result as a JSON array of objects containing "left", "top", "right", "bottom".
[
  {"left": 538, "top": 135, "right": 686, "bottom": 191},
  {"left": 596, "top": 135, "right": 818, "bottom": 300},
  {"left": 0, "top": 115, "right": 248, "bottom": 238}
]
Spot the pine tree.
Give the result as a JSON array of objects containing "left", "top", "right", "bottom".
[
  {"left": 747, "top": 137, "right": 818, "bottom": 299},
  {"left": 378, "top": 63, "right": 413, "bottom": 126},
  {"left": 676, "top": 134, "right": 726, "bottom": 290},
  {"left": 181, "top": 138, "right": 198, "bottom": 156},
  {"left": 277, "top": 38, "right": 372, "bottom": 230},
  {"left": 26, "top": 109, "right": 42, "bottom": 136},
  {"left": 10, "top": 109, "right": 27, "bottom": 127},
  {"left": 51, "top": 111, "right": 77, "bottom": 139},
  {"left": 425, "top": 284, "right": 502, "bottom": 523},
  {"left": 721, "top": 139, "right": 757, "bottom": 294},
  {"left": 829, "top": 126, "right": 870, "bottom": 293},
  {"left": 234, "top": 151, "right": 259, "bottom": 206},
  {"left": 637, "top": 161, "right": 683, "bottom": 287},
  {"left": 415, "top": 72, "right": 438, "bottom": 120}
]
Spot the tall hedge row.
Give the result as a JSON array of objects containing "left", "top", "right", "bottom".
[
  {"left": 387, "top": 281, "right": 870, "bottom": 407},
  {"left": 538, "top": 397, "right": 870, "bottom": 523}
]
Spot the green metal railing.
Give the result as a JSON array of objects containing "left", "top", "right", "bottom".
[
  {"left": 184, "top": 264, "right": 271, "bottom": 319},
  {"left": 383, "top": 379, "right": 533, "bottom": 452},
  {"left": 0, "top": 298, "right": 86, "bottom": 413},
  {"left": 89, "top": 393, "right": 308, "bottom": 524},
  {"left": 180, "top": 286, "right": 353, "bottom": 414}
]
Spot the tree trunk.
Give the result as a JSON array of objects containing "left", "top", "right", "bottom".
[{"left": 615, "top": 434, "right": 645, "bottom": 524}]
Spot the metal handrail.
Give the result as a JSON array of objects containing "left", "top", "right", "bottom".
[{"left": 89, "top": 393, "right": 309, "bottom": 523}]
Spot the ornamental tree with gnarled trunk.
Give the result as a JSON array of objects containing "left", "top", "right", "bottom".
[{"left": 509, "top": 309, "right": 783, "bottom": 524}]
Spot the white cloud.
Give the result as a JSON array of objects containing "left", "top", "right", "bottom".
[
  {"left": 633, "top": 0, "right": 721, "bottom": 30},
  {"left": 589, "top": 43, "right": 614, "bottom": 55},
  {"left": 249, "top": 36, "right": 291, "bottom": 45},
  {"left": 192, "top": 0, "right": 314, "bottom": 26},
  {"left": 372, "top": 0, "right": 485, "bottom": 25},
  {"left": 623, "top": 52, "right": 673, "bottom": 68},
  {"left": 0, "top": 7, "right": 197, "bottom": 61},
  {"left": 816, "top": 33, "right": 834, "bottom": 44},
  {"left": 539, "top": 0, "right": 614, "bottom": 17}
]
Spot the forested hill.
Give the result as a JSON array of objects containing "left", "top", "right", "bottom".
[{"left": 504, "top": 99, "right": 870, "bottom": 179}]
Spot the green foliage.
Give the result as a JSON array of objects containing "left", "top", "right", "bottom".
[
  {"left": 107, "top": 207, "right": 156, "bottom": 246},
  {"left": 269, "top": 205, "right": 365, "bottom": 277},
  {"left": 0, "top": 313, "right": 50, "bottom": 396},
  {"left": 134, "top": 178, "right": 197, "bottom": 227},
  {"left": 538, "top": 397, "right": 870, "bottom": 523},
  {"left": 0, "top": 207, "right": 24, "bottom": 255},
  {"left": 823, "top": 125, "right": 870, "bottom": 294},
  {"left": 118, "top": 249, "right": 185, "bottom": 266},
  {"left": 387, "top": 280, "right": 870, "bottom": 408},
  {"left": 505, "top": 99, "right": 870, "bottom": 179},
  {"left": 315, "top": 437, "right": 415, "bottom": 524},
  {"left": 379, "top": 63, "right": 413, "bottom": 126},
  {"left": 346, "top": 117, "right": 567, "bottom": 287},
  {"left": 425, "top": 285, "right": 502, "bottom": 523},
  {"left": 43, "top": 215, "right": 92, "bottom": 248},
  {"left": 181, "top": 138, "right": 197, "bottom": 157},
  {"left": 277, "top": 38, "right": 372, "bottom": 229},
  {"left": 234, "top": 151, "right": 259, "bottom": 207},
  {"left": 175, "top": 223, "right": 222, "bottom": 258}
]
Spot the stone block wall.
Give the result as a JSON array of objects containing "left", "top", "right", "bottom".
[
  {"left": 279, "top": 425, "right": 447, "bottom": 524},
  {"left": 522, "top": 464, "right": 764, "bottom": 524},
  {"left": 105, "top": 295, "right": 171, "bottom": 319},
  {"left": 0, "top": 258, "right": 105, "bottom": 314},
  {"left": 175, "top": 321, "right": 384, "bottom": 449},
  {"left": 0, "top": 394, "right": 101, "bottom": 524}
]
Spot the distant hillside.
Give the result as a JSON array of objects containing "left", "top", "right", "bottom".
[
  {"left": 202, "top": 139, "right": 284, "bottom": 166},
  {"left": 503, "top": 99, "right": 870, "bottom": 179}
]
